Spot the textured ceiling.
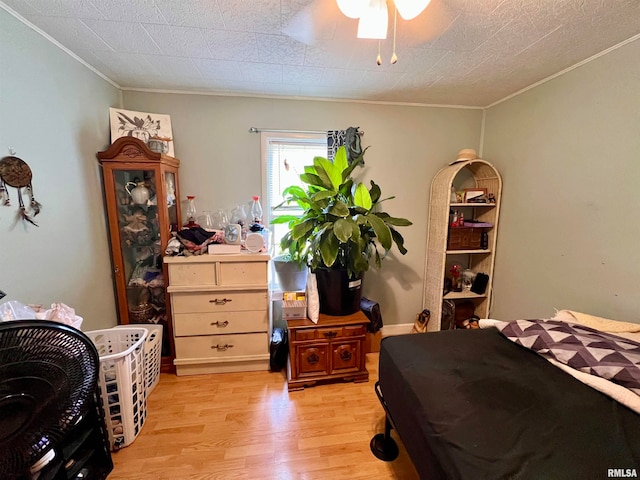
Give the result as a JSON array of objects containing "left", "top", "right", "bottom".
[{"left": 2, "top": 0, "right": 640, "bottom": 107}]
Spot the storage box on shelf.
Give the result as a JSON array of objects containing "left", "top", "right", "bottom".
[
  {"left": 423, "top": 159, "right": 502, "bottom": 331},
  {"left": 164, "top": 253, "right": 271, "bottom": 375},
  {"left": 86, "top": 327, "right": 148, "bottom": 451},
  {"left": 447, "top": 226, "right": 483, "bottom": 250}
]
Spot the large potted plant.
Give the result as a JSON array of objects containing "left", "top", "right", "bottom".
[{"left": 272, "top": 146, "right": 412, "bottom": 315}]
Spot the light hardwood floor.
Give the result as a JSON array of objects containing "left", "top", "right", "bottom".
[{"left": 109, "top": 353, "right": 419, "bottom": 480}]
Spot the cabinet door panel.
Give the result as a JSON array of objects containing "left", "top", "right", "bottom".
[
  {"left": 330, "top": 341, "right": 360, "bottom": 373},
  {"left": 296, "top": 345, "right": 329, "bottom": 376}
]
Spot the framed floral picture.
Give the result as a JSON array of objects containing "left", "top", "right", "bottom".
[{"left": 109, "top": 108, "right": 175, "bottom": 156}]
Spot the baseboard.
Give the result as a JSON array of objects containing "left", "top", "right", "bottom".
[{"left": 380, "top": 323, "right": 412, "bottom": 337}]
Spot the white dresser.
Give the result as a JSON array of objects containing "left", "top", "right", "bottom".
[{"left": 164, "top": 253, "right": 270, "bottom": 375}]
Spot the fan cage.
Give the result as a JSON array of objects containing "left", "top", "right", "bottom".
[{"left": 0, "top": 320, "right": 100, "bottom": 479}]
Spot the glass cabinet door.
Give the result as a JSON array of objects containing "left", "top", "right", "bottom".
[
  {"left": 111, "top": 167, "right": 170, "bottom": 355},
  {"left": 164, "top": 170, "right": 179, "bottom": 233}
]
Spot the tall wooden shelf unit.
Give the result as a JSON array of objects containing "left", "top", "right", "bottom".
[
  {"left": 423, "top": 159, "right": 502, "bottom": 331},
  {"left": 97, "top": 137, "right": 182, "bottom": 372}
]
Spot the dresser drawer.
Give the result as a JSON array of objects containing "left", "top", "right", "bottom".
[
  {"left": 175, "top": 333, "right": 268, "bottom": 359},
  {"left": 171, "top": 291, "right": 268, "bottom": 314},
  {"left": 294, "top": 325, "right": 365, "bottom": 341},
  {"left": 168, "top": 263, "right": 216, "bottom": 286},
  {"left": 219, "top": 261, "right": 267, "bottom": 286},
  {"left": 174, "top": 311, "right": 268, "bottom": 336}
]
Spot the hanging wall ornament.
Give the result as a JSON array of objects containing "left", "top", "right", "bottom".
[{"left": 0, "top": 155, "right": 42, "bottom": 226}]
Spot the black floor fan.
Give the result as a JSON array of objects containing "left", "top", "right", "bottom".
[{"left": 0, "top": 320, "right": 113, "bottom": 480}]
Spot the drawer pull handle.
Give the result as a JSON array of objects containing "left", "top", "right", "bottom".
[
  {"left": 211, "top": 344, "right": 234, "bottom": 351},
  {"left": 340, "top": 350, "right": 352, "bottom": 362},
  {"left": 210, "top": 321, "right": 229, "bottom": 328},
  {"left": 323, "top": 331, "right": 337, "bottom": 338},
  {"left": 209, "top": 298, "right": 232, "bottom": 305}
]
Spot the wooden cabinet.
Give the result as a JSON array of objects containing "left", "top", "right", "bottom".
[
  {"left": 164, "top": 253, "right": 270, "bottom": 375},
  {"left": 286, "top": 311, "right": 369, "bottom": 391},
  {"left": 97, "top": 137, "right": 181, "bottom": 372},
  {"left": 423, "top": 159, "right": 502, "bottom": 331}
]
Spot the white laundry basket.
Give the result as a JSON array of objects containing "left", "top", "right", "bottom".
[
  {"left": 86, "top": 327, "right": 148, "bottom": 450},
  {"left": 115, "top": 323, "right": 163, "bottom": 395}
]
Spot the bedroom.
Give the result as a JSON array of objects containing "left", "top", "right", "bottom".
[{"left": 0, "top": 0, "right": 639, "bottom": 478}]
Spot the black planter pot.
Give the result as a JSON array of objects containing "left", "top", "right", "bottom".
[{"left": 314, "top": 268, "right": 363, "bottom": 316}]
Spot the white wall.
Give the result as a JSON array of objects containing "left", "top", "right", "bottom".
[
  {"left": 484, "top": 38, "right": 640, "bottom": 322},
  {"left": 122, "top": 91, "right": 483, "bottom": 326},
  {"left": 0, "top": 9, "right": 121, "bottom": 331}
]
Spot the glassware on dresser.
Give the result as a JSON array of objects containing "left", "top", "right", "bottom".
[
  {"left": 202, "top": 210, "right": 214, "bottom": 230},
  {"left": 184, "top": 195, "right": 199, "bottom": 228},
  {"left": 211, "top": 209, "right": 228, "bottom": 230}
]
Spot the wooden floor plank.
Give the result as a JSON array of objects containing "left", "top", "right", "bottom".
[{"left": 109, "top": 353, "right": 419, "bottom": 480}]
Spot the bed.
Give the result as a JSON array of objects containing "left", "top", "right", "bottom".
[{"left": 370, "top": 311, "right": 640, "bottom": 479}]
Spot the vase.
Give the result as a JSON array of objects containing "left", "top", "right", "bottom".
[
  {"left": 314, "top": 268, "right": 363, "bottom": 316},
  {"left": 273, "top": 259, "right": 307, "bottom": 292}
]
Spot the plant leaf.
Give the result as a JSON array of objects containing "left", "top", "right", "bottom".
[
  {"left": 320, "top": 231, "right": 339, "bottom": 267},
  {"left": 391, "top": 228, "right": 408, "bottom": 254},
  {"left": 384, "top": 216, "right": 412, "bottom": 227},
  {"left": 366, "top": 213, "right": 392, "bottom": 250},
  {"left": 333, "top": 146, "right": 349, "bottom": 174},
  {"left": 328, "top": 200, "right": 349, "bottom": 217},
  {"left": 312, "top": 157, "right": 334, "bottom": 189},
  {"left": 270, "top": 215, "right": 300, "bottom": 225},
  {"left": 316, "top": 157, "right": 341, "bottom": 190},
  {"left": 291, "top": 219, "right": 315, "bottom": 241},
  {"left": 369, "top": 181, "right": 381, "bottom": 203},
  {"left": 333, "top": 218, "right": 353, "bottom": 243},
  {"left": 300, "top": 173, "right": 325, "bottom": 188},
  {"left": 353, "top": 183, "right": 372, "bottom": 210},
  {"left": 312, "top": 190, "right": 336, "bottom": 202}
]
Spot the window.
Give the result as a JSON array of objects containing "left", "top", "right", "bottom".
[{"left": 261, "top": 132, "right": 327, "bottom": 255}]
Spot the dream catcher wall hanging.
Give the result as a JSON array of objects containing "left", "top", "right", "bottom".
[{"left": 0, "top": 155, "right": 42, "bottom": 226}]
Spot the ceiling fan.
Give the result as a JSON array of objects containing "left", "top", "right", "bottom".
[{"left": 282, "top": 0, "right": 441, "bottom": 65}]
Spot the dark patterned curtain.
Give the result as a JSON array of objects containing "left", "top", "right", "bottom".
[{"left": 327, "top": 126, "right": 363, "bottom": 165}]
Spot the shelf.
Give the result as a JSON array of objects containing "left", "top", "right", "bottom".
[
  {"left": 450, "top": 203, "right": 496, "bottom": 207},
  {"left": 446, "top": 249, "right": 491, "bottom": 255},
  {"left": 444, "top": 291, "right": 487, "bottom": 300},
  {"left": 423, "top": 158, "right": 501, "bottom": 330}
]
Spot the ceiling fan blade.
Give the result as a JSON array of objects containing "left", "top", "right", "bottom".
[{"left": 282, "top": 0, "right": 341, "bottom": 45}]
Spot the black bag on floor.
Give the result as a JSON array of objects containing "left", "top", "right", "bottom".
[
  {"left": 270, "top": 327, "right": 288, "bottom": 372},
  {"left": 360, "top": 296, "right": 383, "bottom": 332}
]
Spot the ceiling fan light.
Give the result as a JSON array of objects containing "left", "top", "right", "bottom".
[
  {"left": 394, "top": 0, "right": 431, "bottom": 20},
  {"left": 336, "top": 0, "right": 368, "bottom": 19},
  {"left": 357, "top": 0, "right": 388, "bottom": 39}
]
